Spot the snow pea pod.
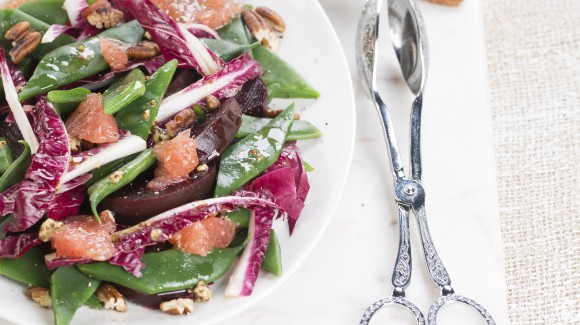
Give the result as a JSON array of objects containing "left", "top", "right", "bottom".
[
  {"left": 78, "top": 244, "right": 246, "bottom": 295},
  {"left": 84, "top": 294, "right": 102, "bottom": 310},
  {"left": 115, "top": 60, "right": 177, "bottom": 138},
  {"left": 252, "top": 45, "right": 320, "bottom": 99},
  {"left": 0, "top": 141, "right": 31, "bottom": 193},
  {"left": 88, "top": 148, "right": 157, "bottom": 218},
  {"left": 17, "top": 0, "right": 68, "bottom": 25},
  {"left": 47, "top": 87, "right": 91, "bottom": 116},
  {"left": 202, "top": 38, "right": 259, "bottom": 61},
  {"left": 51, "top": 266, "right": 100, "bottom": 325},
  {"left": 214, "top": 104, "right": 294, "bottom": 197},
  {"left": 19, "top": 20, "right": 144, "bottom": 101},
  {"left": 217, "top": 15, "right": 252, "bottom": 45},
  {"left": 236, "top": 115, "right": 322, "bottom": 141},
  {"left": 0, "top": 9, "right": 75, "bottom": 60},
  {"left": 103, "top": 69, "right": 146, "bottom": 115},
  {"left": 0, "top": 247, "right": 51, "bottom": 287},
  {"left": 0, "top": 138, "right": 13, "bottom": 174},
  {"left": 262, "top": 230, "right": 282, "bottom": 276}
]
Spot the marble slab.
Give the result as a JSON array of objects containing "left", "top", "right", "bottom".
[{"left": 217, "top": 0, "right": 508, "bottom": 324}]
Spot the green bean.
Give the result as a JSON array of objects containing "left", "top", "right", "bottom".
[
  {"left": 214, "top": 104, "right": 295, "bottom": 197},
  {"left": 103, "top": 69, "right": 146, "bottom": 115},
  {"left": 87, "top": 154, "right": 137, "bottom": 187},
  {"left": 115, "top": 60, "right": 177, "bottom": 139},
  {"left": 0, "top": 141, "right": 32, "bottom": 193},
  {"left": 88, "top": 149, "right": 157, "bottom": 218},
  {"left": 236, "top": 115, "right": 322, "bottom": 141},
  {"left": 19, "top": 20, "right": 144, "bottom": 101},
  {"left": 0, "top": 138, "right": 13, "bottom": 175},
  {"left": 47, "top": 88, "right": 91, "bottom": 116},
  {"left": 78, "top": 244, "right": 246, "bottom": 295},
  {"left": 0, "top": 248, "right": 51, "bottom": 287},
  {"left": 51, "top": 266, "right": 100, "bottom": 325},
  {"left": 252, "top": 45, "right": 320, "bottom": 99}
]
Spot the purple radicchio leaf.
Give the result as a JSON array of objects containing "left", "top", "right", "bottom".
[
  {"left": 157, "top": 52, "right": 263, "bottom": 122},
  {"left": 110, "top": 193, "right": 282, "bottom": 276},
  {"left": 0, "top": 49, "right": 39, "bottom": 153},
  {"left": 224, "top": 206, "right": 277, "bottom": 297},
  {"left": 118, "top": 0, "right": 222, "bottom": 75},
  {"left": 248, "top": 143, "right": 310, "bottom": 234},
  {"left": 108, "top": 247, "right": 145, "bottom": 277},
  {"left": 41, "top": 24, "right": 75, "bottom": 44},
  {"left": 48, "top": 185, "right": 86, "bottom": 221},
  {"left": 0, "top": 233, "right": 41, "bottom": 258},
  {"left": 4, "top": 99, "right": 70, "bottom": 233},
  {"left": 0, "top": 184, "right": 19, "bottom": 216}
]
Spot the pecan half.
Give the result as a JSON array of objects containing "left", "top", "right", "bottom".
[
  {"left": 82, "top": 0, "right": 124, "bottom": 29},
  {"left": 4, "top": 21, "right": 30, "bottom": 41},
  {"left": 165, "top": 109, "right": 196, "bottom": 137},
  {"left": 159, "top": 298, "right": 194, "bottom": 315},
  {"left": 255, "top": 6, "right": 286, "bottom": 33},
  {"left": 25, "top": 287, "right": 52, "bottom": 308},
  {"left": 126, "top": 40, "right": 161, "bottom": 60},
  {"left": 9, "top": 30, "right": 41, "bottom": 64},
  {"left": 241, "top": 9, "right": 280, "bottom": 51},
  {"left": 96, "top": 284, "right": 128, "bottom": 312}
]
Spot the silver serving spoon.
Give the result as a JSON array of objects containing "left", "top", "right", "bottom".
[{"left": 356, "top": 0, "right": 496, "bottom": 324}]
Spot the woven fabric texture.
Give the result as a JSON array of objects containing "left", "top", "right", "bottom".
[{"left": 483, "top": 0, "right": 580, "bottom": 323}]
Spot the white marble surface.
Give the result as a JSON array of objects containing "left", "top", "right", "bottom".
[{"left": 217, "top": 0, "right": 508, "bottom": 324}]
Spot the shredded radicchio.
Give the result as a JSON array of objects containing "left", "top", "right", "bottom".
[
  {"left": 157, "top": 53, "right": 263, "bottom": 122},
  {"left": 118, "top": 0, "right": 222, "bottom": 75},
  {"left": 181, "top": 23, "right": 221, "bottom": 40},
  {"left": 249, "top": 143, "right": 310, "bottom": 234},
  {"left": 45, "top": 254, "right": 93, "bottom": 270},
  {"left": 0, "top": 233, "right": 41, "bottom": 258},
  {"left": 3, "top": 99, "right": 70, "bottom": 233},
  {"left": 110, "top": 193, "right": 282, "bottom": 277},
  {"left": 48, "top": 185, "right": 86, "bottom": 221},
  {"left": 225, "top": 206, "right": 277, "bottom": 297}
]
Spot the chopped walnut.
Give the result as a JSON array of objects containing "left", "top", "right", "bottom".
[
  {"left": 69, "top": 136, "right": 81, "bottom": 152},
  {"left": 108, "top": 171, "right": 125, "bottom": 184},
  {"left": 193, "top": 281, "right": 212, "bottom": 302},
  {"left": 159, "top": 298, "right": 194, "bottom": 315},
  {"left": 126, "top": 40, "right": 161, "bottom": 60},
  {"left": 205, "top": 95, "right": 221, "bottom": 111},
  {"left": 165, "top": 109, "right": 196, "bottom": 137},
  {"left": 25, "top": 287, "right": 52, "bottom": 308},
  {"left": 265, "top": 109, "right": 301, "bottom": 120},
  {"left": 82, "top": 0, "right": 124, "bottom": 29},
  {"left": 96, "top": 284, "right": 128, "bottom": 312},
  {"left": 38, "top": 219, "right": 64, "bottom": 242}
]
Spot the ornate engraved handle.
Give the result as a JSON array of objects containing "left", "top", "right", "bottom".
[
  {"left": 413, "top": 205, "right": 451, "bottom": 288},
  {"left": 391, "top": 204, "right": 412, "bottom": 292}
]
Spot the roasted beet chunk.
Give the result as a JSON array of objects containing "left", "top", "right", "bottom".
[
  {"left": 191, "top": 97, "right": 242, "bottom": 163},
  {"left": 234, "top": 78, "right": 268, "bottom": 117}
]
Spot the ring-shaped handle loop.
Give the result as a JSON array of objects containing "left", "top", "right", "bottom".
[
  {"left": 427, "top": 294, "right": 495, "bottom": 325},
  {"left": 360, "top": 296, "right": 426, "bottom": 325}
]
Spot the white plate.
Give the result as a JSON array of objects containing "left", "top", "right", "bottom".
[{"left": 0, "top": 0, "right": 356, "bottom": 324}]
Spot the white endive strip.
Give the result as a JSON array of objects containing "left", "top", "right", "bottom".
[
  {"left": 0, "top": 52, "right": 39, "bottom": 154},
  {"left": 63, "top": 0, "right": 89, "bottom": 27},
  {"left": 41, "top": 24, "right": 71, "bottom": 43},
  {"left": 181, "top": 22, "right": 221, "bottom": 40},
  {"left": 61, "top": 135, "right": 146, "bottom": 184},
  {"left": 179, "top": 24, "right": 221, "bottom": 75}
]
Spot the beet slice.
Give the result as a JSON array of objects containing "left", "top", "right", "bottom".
[
  {"left": 234, "top": 78, "right": 268, "bottom": 117},
  {"left": 164, "top": 69, "right": 198, "bottom": 98},
  {"left": 99, "top": 162, "right": 217, "bottom": 225},
  {"left": 0, "top": 118, "right": 24, "bottom": 159},
  {"left": 192, "top": 97, "right": 242, "bottom": 163}
]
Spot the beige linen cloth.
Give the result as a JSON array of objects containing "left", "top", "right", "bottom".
[{"left": 483, "top": 0, "right": 579, "bottom": 323}]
